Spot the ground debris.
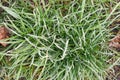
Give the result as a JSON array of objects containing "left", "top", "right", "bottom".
[
  {"left": 0, "top": 26, "right": 9, "bottom": 47},
  {"left": 107, "top": 65, "right": 120, "bottom": 80},
  {"left": 109, "top": 33, "right": 120, "bottom": 51}
]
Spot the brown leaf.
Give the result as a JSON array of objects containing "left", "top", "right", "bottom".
[
  {"left": 109, "top": 34, "right": 120, "bottom": 51},
  {"left": 0, "top": 26, "right": 9, "bottom": 47}
]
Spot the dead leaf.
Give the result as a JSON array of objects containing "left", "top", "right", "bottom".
[
  {"left": 109, "top": 34, "right": 120, "bottom": 51},
  {"left": 0, "top": 26, "right": 9, "bottom": 47}
]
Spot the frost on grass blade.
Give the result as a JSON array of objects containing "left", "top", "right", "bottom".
[{"left": 0, "top": 5, "right": 20, "bottom": 19}]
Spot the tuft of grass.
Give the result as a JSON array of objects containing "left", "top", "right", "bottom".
[{"left": 0, "top": 0, "right": 120, "bottom": 80}]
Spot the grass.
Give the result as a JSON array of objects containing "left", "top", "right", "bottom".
[{"left": 0, "top": 0, "right": 120, "bottom": 80}]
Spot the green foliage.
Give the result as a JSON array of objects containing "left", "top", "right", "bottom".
[{"left": 0, "top": 0, "right": 120, "bottom": 80}]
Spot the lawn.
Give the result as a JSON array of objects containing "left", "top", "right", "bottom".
[{"left": 0, "top": 0, "right": 120, "bottom": 80}]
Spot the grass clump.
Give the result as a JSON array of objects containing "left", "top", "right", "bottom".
[{"left": 0, "top": 0, "right": 120, "bottom": 80}]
